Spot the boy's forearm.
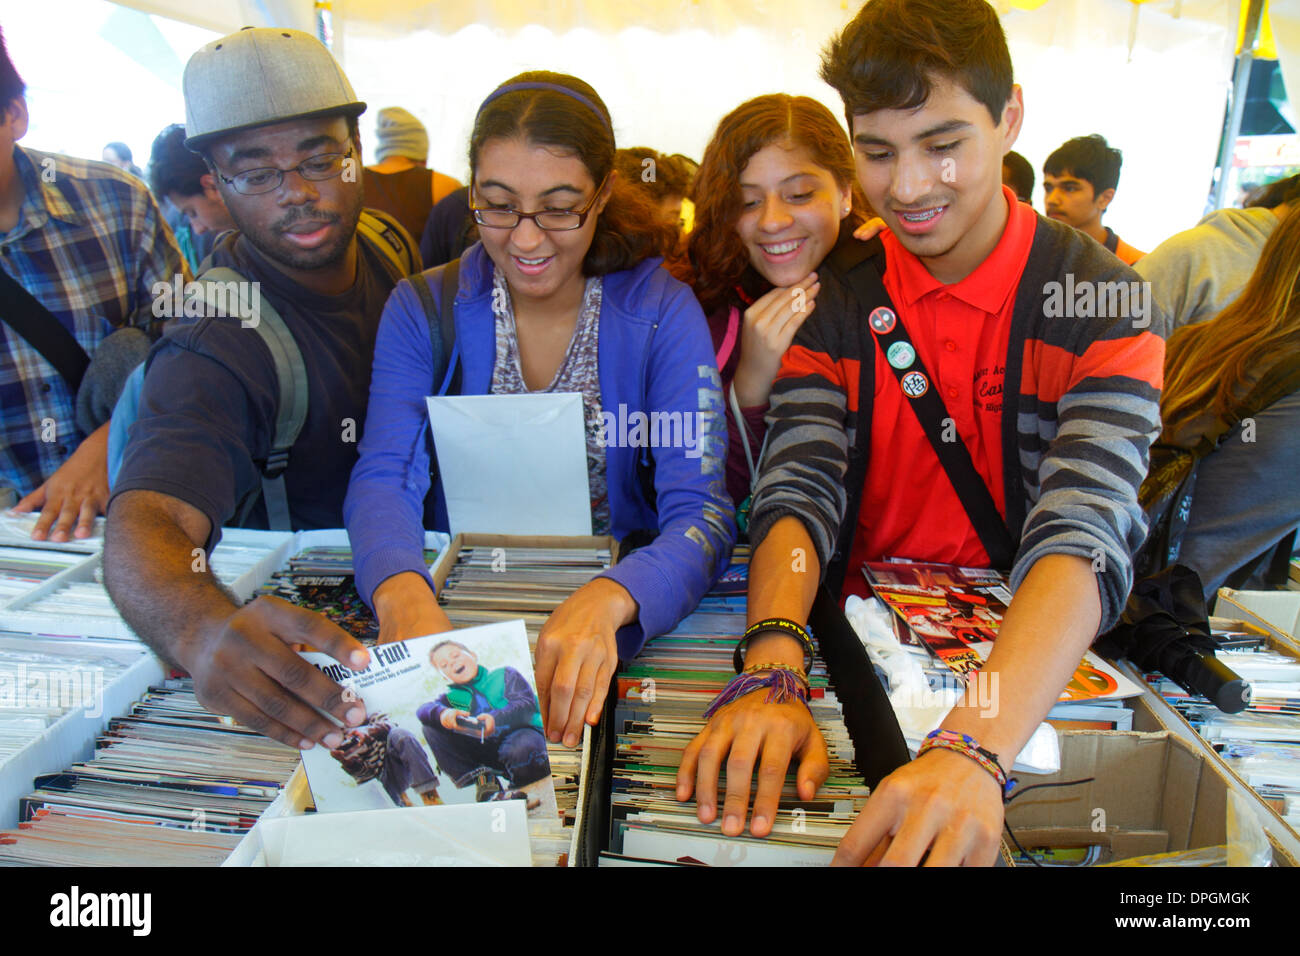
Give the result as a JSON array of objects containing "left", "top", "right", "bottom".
[
  {"left": 940, "top": 553, "right": 1102, "bottom": 758},
  {"left": 742, "top": 515, "right": 823, "bottom": 670},
  {"left": 104, "top": 490, "right": 240, "bottom": 670}
]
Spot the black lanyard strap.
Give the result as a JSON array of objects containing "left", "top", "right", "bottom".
[{"left": 835, "top": 253, "right": 1017, "bottom": 571}]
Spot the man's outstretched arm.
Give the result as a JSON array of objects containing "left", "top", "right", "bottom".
[{"left": 104, "top": 489, "right": 370, "bottom": 749}]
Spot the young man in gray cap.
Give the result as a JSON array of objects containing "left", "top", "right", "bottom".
[{"left": 105, "top": 27, "right": 419, "bottom": 751}]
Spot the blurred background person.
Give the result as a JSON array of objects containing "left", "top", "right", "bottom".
[
  {"left": 102, "top": 140, "right": 143, "bottom": 179},
  {"left": 1043, "top": 133, "right": 1144, "bottom": 264},
  {"left": 363, "top": 105, "right": 462, "bottom": 247},
  {"left": 615, "top": 146, "right": 693, "bottom": 234},
  {"left": 1002, "top": 149, "right": 1034, "bottom": 204},
  {"left": 146, "top": 122, "right": 234, "bottom": 271},
  {"left": 1138, "top": 172, "right": 1298, "bottom": 335},
  {"left": 1153, "top": 209, "right": 1300, "bottom": 599},
  {"left": 419, "top": 184, "right": 474, "bottom": 268}
]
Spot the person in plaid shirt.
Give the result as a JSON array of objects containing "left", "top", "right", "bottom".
[{"left": 0, "top": 28, "right": 186, "bottom": 541}]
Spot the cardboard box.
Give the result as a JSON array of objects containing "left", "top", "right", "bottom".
[
  {"left": 1006, "top": 731, "right": 1238, "bottom": 864},
  {"left": 1120, "top": 631, "right": 1300, "bottom": 863},
  {"left": 1215, "top": 588, "right": 1300, "bottom": 646}
]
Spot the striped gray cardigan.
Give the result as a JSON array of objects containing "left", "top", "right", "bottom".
[{"left": 749, "top": 217, "right": 1166, "bottom": 631}]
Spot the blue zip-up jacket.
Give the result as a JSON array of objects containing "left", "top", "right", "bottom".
[{"left": 345, "top": 242, "right": 736, "bottom": 658}]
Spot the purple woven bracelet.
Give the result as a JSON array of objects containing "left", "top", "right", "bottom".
[{"left": 702, "top": 668, "right": 810, "bottom": 720}]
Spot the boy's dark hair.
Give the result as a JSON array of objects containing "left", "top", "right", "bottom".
[
  {"left": 1044, "top": 134, "right": 1123, "bottom": 195},
  {"left": 820, "top": 0, "right": 1013, "bottom": 127},
  {"left": 1002, "top": 149, "right": 1035, "bottom": 202},
  {"left": 1245, "top": 173, "right": 1300, "bottom": 210},
  {"left": 148, "top": 124, "right": 209, "bottom": 198},
  {"left": 0, "top": 27, "right": 25, "bottom": 110}
]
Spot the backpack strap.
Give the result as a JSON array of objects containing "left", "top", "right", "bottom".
[
  {"left": 0, "top": 265, "right": 90, "bottom": 392},
  {"left": 412, "top": 260, "right": 462, "bottom": 396},
  {"left": 411, "top": 260, "right": 463, "bottom": 530},
  {"left": 357, "top": 209, "right": 419, "bottom": 281},
  {"left": 197, "top": 266, "right": 307, "bottom": 531}
]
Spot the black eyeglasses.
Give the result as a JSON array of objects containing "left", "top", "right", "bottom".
[
  {"left": 217, "top": 147, "right": 355, "bottom": 196},
  {"left": 470, "top": 174, "right": 609, "bottom": 231}
]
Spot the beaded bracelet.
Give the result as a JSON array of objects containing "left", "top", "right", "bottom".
[
  {"left": 741, "top": 660, "right": 810, "bottom": 693},
  {"left": 703, "top": 666, "right": 810, "bottom": 720},
  {"left": 916, "top": 729, "right": 1017, "bottom": 800},
  {"left": 733, "top": 617, "right": 815, "bottom": 674}
]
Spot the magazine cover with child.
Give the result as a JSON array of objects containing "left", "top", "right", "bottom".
[{"left": 298, "top": 620, "right": 557, "bottom": 820}]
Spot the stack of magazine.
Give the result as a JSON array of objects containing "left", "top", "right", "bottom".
[
  {"left": 0, "top": 680, "right": 300, "bottom": 865},
  {"left": 438, "top": 545, "right": 611, "bottom": 639},
  {"left": 601, "top": 547, "right": 875, "bottom": 866},
  {"left": 0, "top": 632, "right": 145, "bottom": 765},
  {"left": 1151, "top": 623, "right": 1300, "bottom": 832},
  {"left": 1, "top": 531, "right": 289, "bottom": 640},
  {"left": 0, "top": 547, "right": 84, "bottom": 603},
  {"left": 862, "top": 561, "right": 1144, "bottom": 733},
  {"left": 257, "top": 544, "right": 440, "bottom": 644}
]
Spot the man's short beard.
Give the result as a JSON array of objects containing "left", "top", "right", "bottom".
[{"left": 231, "top": 189, "right": 365, "bottom": 276}]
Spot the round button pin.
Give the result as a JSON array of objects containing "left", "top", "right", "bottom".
[
  {"left": 868, "top": 307, "right": 896, "bottom": 335},
  {"left": 886, "top": 341, "right": 916, "bottom": 370},
  {"left": 900, "top": 370, "right": 929, "bottom": 398}
]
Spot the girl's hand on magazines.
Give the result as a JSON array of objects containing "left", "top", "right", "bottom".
[
  {"left": 675, "top": 690, "right": 829, "bottom": 838},
  {"left": 373, "top": 571, "right": 453, "bottom": 644},
  {"left": 731, "top": 275, "right": 821, "bottom": 408},
  {"left": 535, "top": 577, "right": 638, "bottom": 748}
]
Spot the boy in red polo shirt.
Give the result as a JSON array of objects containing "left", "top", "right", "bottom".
[{"left": 676, "top": 0, "right": 1165, "bottom": 866}]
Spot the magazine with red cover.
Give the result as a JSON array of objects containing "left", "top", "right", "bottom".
[{"left": 863, "top": 560, "right": 1141, "bottom": 701}]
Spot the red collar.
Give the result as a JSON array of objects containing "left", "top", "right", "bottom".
[{"left": 881, "top": 185, "right": 1036, "bottom": 315}]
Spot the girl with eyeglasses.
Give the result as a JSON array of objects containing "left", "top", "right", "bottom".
[
  {"left": 344, "top": 71, "right": 736, "bottom": 750},
  {"left": 668, "top": 94, "right": 868, "bottom": 520}
]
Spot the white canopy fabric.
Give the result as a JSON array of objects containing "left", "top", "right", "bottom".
[
  {"left": 340, "top": 0, "right": 1246, "bottom": 249},
  {"left": 9, "top": 0, "right": 1297, "bottom": 247}
]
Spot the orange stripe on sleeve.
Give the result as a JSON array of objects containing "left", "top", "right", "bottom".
[
  {"left": 1020, "top": 330, "right": 1164, "bottom": 403},
  {"left": 776, "top": 344, "right": 861, "bottom": 412}
]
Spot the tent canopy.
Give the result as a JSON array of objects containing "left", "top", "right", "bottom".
[{"left": 8, "top": 0, "right": 1298, "bottom": 250}]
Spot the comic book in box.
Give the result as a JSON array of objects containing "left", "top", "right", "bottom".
[
  {"left": 863, "top": 560, "right": 1142, "bottom": 702},
  {"left": 298, "top": 619, "right": 558, "bottom": 820}
]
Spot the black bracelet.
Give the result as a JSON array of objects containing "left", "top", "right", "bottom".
[{"left": 734, "top": 617, "right": 815, "bottom": 674}]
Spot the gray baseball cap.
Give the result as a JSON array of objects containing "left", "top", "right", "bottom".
[{"left": 183, "top": 27, "right": 366, "bottom": 150}]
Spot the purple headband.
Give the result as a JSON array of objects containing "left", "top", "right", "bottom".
[{"left": 476, "top": 81, "right": 613, "bottom": 133}]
